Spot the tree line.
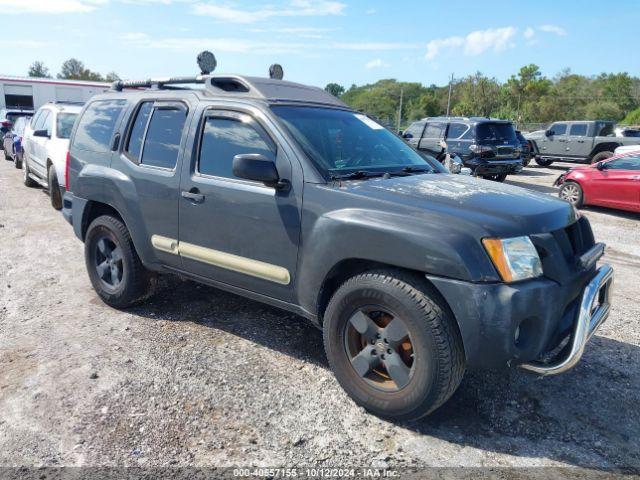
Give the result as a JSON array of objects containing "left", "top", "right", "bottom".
[
  {"left": 325, "top": 65, "right": 640, "bottom": 129},
  {"left": 27, "top": 60, "right": 120, "bottom": 83}
]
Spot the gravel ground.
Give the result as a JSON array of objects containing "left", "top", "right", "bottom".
[{"left": 0, "top": 157, "right": 638, "bottom": 474}]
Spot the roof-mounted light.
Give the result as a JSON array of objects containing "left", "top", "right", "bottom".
[
  {"left": 197, "top": 51, "right": 217, "bottom": 75},
  {"left": 269, "top": 64, "right": 284, "bottom": 80}
]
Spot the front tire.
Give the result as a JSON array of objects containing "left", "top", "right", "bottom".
[
  {"left": 14, "top": 151, "right": 22, "bottom": 169},
  {"left": 483, "top": 173, "right": 507, "bottom": 182},
  {"left": 559, "top": 181, "right": 584, "bottom": 208},
  {"left": 48, "top": 165, "right": 63, "bottom": 210},
  {"left": 323, "top": 270, "right": 465, "bottom": 420},
  {"left": 85, "top": 215, "right": 156, "bottom": 309}
]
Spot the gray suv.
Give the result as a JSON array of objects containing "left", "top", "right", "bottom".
[{"left": 61, "top": 54, "right": 614, "bottom": 420}]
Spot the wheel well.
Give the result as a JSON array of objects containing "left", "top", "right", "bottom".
[
  {"left": 316, "top": 259, "right": 453, "bottom": 326},
  {"left": 81, "top": 201, "right": 124, "bottom": 240},
  {"left": 590, "top": 143, "right": 619, "bottom": 157}
]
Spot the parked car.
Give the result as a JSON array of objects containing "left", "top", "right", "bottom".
[
  {"left": 526, "top": 120, "right": 640, "bottom": 166},
  {"left": 3, "top": 115, "right": 31, "bottom": 168},
  {"left": 403, "top": 117, "right": 522, "bottom": 182},
  {"left": 555, "top": 151, "right": 640, "bottom": 213},
  {"left": 22, "top": 103, "right": 81, "bottom": 210},
  {"left": 516, "top": 130, "right": 533, "bottom": 167},
  {"left": 62, "top": 53, "right": 613, "bottom": 420},
  {"left": 615, "top": 144, "right": 640, "bottom": 156},
  {"left": 0, "top": 108, "right": 34, "bottom": 145},
  {"left": 615, "top": 127, "right": 640, "bottom": 138}
]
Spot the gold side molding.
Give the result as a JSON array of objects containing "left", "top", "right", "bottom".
[{"left": 151, "top": 236, "right": 291, "bottom": 285}]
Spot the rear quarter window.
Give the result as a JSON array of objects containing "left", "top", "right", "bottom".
[{"left": 72, "top": 99, "right": 127, "bottom": 153}]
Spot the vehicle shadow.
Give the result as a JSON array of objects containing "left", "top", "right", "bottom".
[
  {"left": 582, "top": 205, "right": 640, "bottom": 221},
  {"left": 130, "top": 275, "right": 639, "bottom": 471},
  {"left": 506, "top": 179, "right": 558, "bottom": 195}
]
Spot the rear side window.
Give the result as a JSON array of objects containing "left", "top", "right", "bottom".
[
  {"left": 140, "top": 106, "right": 187, "bottom": 169},
  {"left": 476, "top": 123, "right": 517, "bottom": 143},
  {"left": 423, "top": 122, "right": 445, "bottom": 138},
  {"left": 198, "top": 116, "right": 275, "bottom": 179},
  {"left": 447, "top": 122, "right": 468, "bottom": 139},
  {"left": 125, "top": 102, "right": 153, "bottom": 162},
  {"left": 570, "top": 124, "right": 588, "bottom": 136},
  {"left": 73, "top": 99, "right": 126, "bottom": 152}
]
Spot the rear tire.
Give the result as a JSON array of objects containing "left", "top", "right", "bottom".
[
  {"left": 535, "top": 157, "right": 554, "bottom": 167},
  {"left": 48, "top": 165, "right": 63, "bottom": 210},
  {"left": 323, "top": 269, "right": 465, "bottom": 420},
  {"left": 22, "top": 157, "right": 37, "bottom": 188},
  {"left": 559, "top": 181, "right": 584, "bottom": 208},
  {"left": 590, "top": 151, "right": 613, "bottom": 164},
  {"left": 85, "top": 215, "right": 156, "bottom": 309},
  {"left": 4, "top": 147, "right": 10, "bottom": 160}
]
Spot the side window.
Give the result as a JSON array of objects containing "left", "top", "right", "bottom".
[
  {"left": 569, "top": 124, "right": 588, "bottom": 136},
  {"left": 140, "top": 105, "right": 187, "bottom": 169},
  {"left": 73, "top": 99, "right": 126, "bottom": 153},
  {"left": 446, "top": 122, "right": 468, "bottom": 139},
  {"left": 30, "top": 110, "right": 43, "bottom": 129},
  {"left": 198, "top": 115, "right": 275, "bottom": 179},
  {"left": 423, "top": 122, "right": 445, "bottom": 138},
  {"left": 125, "top": 102, "right": 153, "bottom": 162},
  {"left": 404, "top": 121, "right": 425, "bottom": 139},
  {"left": 34, "top": 110, "right": 49, "bottom": 131},
  {"left": 551, "top": 123, "right": 567, "bottom": 135},
  {"left": 43, "top": 111, "right": 53, "bottom": 137},
  {"left": 606, "top": 156, "right": 640, "bottom": 171}
]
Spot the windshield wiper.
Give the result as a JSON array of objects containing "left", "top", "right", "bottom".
[
  {"left": 401, "top": 166, "right": 434, "bottom": 174},
  {"left": 329, "top": 170, "right": 387, "bottom": 181}
]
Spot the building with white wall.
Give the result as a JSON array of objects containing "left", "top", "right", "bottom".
[{"left": 0, "top": 76, "right": 110, "bottom": 110}]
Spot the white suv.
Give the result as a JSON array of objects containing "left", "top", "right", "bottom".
[{"left": 23, "top": 103, "right": 82, "bottom": 209}]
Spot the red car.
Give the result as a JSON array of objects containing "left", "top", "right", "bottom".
[{"left": 555, "top": 151, "right": 640, "bottom": 213}]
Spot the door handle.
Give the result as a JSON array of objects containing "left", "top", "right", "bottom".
[
  {"left": 181, "top": 189, "right": 205, "bottom": 203},
  {"left": 577, "top": 140, "right": 585, "bottom": 143}
]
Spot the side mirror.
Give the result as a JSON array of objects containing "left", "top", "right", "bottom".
[
  {"left": 596, "top": 161, "right": 607, "bottom": 171},
  {"left": 33, "top": 129, "right": 49, "bottom": 138},
  {"left": 402, "top": 132, "right": 412, "bottom": 139},
  {"left": 545, "top": 129, "right": 554, "bottom": 137},
  {"left": 232, "top": 153, "right": 287, "bottom": 189}
]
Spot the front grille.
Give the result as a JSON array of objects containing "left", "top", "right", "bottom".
[{"left": 530, "top": 216, "right": 596, "bottom": 284}]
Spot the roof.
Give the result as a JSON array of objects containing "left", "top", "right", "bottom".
[
  {"left": 110, "top": 74, "right": 348, "bottom": 108},
  {"left": 0, "top": 75, "right": 110, "bottom": 89},
  {"left": 421, "top": 116, "right": 513, "bottom": 124}
]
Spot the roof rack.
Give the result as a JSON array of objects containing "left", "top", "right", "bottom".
[{"left": 111, "top": 75, "right": 206, "bottom": 92}]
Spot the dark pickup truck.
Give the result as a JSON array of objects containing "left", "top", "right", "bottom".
[{"left": 61, "top": 53, "right": 614, "bottom": 420}]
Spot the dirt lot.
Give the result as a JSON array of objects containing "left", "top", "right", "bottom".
[{"left": 0, "top": 158, "right": 638, "bottom": 473}]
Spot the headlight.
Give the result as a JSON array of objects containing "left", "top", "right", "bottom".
[{"left": 482, "top": 236, "right": 543, "bottom": 282}]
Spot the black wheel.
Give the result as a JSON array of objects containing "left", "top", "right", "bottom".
[
  {"left": 522, "top": 157, "right": 531, "bottom": 168},
  {"left": 559, "top": 181, "right": 584, "bottom": 208},
  {"left": 323, "top": 270, "right": 465, "bottom": 420},
  {"left": 14, "top": 151, "right": 22, "bottom": 169},
  {"left": 590, "top": 151, "right": 613, "bottom": 164},
  {"left": 23, "top": 157, "right": 37, "bottom": 187},
  {"left": 535, "top": 157, "right": 553, "bottom": 167},
  {"left": 85, "top": 215, "right": 156, "bottom": 309},
  {"left": 48, "top": 165, "right": 63, "bottom": 210},
  {"left": 482, "top": 173, "right": 507, "bottom": 182}
]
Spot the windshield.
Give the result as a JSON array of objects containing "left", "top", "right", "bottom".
[
  {"left": 271, "top": 106, "right": 436, "bottom": 178},
  {"left": 56, "top": 113, "right": 78, "bottom": 139},
  {"left": 476, "top": 123, "right": 517, "bottom": 144}
]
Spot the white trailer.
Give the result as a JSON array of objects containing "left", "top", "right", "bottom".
[{"left": 0, "top": 76, "right": 110, "bottom": 110}]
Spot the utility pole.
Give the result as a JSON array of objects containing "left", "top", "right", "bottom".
[
  {"left": 396, "top": 87, "right": 404, "bottom": 132},
  {"left": 446, "top": 73, "right": 454, "bottom": 117}
]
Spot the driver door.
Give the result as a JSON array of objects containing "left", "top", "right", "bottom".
[
  {"left": 589, "top": 155, "right": 640, "bottom": 210},
  {"left": 539, "top": 122, "right": 568, "bottom": 157},
  {"left": 178, "top": 106, "right": 301, "bottom": 302}
]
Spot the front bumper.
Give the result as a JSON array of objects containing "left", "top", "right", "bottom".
[
  {"left": 427, "top": 260, "right": 613, "bottom": 372},
  {"left": 520, "top": 264, "right": 613, "bottom": 375}
]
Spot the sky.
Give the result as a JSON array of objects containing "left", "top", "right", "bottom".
[{"left": 1, "top": 0, "right": 639, "bottom": 88}]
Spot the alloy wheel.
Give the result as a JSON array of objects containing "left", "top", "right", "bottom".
[
  {"left": 95, "top": 237, "right": 124, "bottom": 291},
  {"left": 344, "top": 307, "right": 415, "bottom": 391},
  {"left": 561, "top": 184, "right": 580, "bottom": 204}
]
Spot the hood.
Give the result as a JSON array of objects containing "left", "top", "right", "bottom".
[{"left": 337, "top": 173, "right": 576, "bottom": 236}]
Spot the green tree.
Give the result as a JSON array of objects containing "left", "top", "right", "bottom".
[
  {"left": 104, "top": 72, "right": 121, "bottom": 82},
  {"left": 584, "top": 101, "right": 623, "bottom": 121},
  {"left": 58, "top": 58, "right": 104, "bottom": 81},
  {"left": 324, "top": 83, "right": 345, "bottom": 97},
  {"left": 623, "top": 107, "right": 640, "bottom": 125},
  {"left": 28, "top": 61, "right": 51, "bottom": 78}
]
